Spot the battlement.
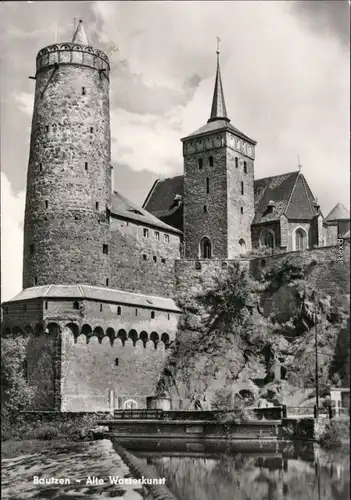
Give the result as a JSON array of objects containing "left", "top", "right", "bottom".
[{"left": 36, "top": 43, "right": 110, "bottom": 76}]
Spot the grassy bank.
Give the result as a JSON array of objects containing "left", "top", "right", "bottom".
[{"left": 2, "top": 439, "right": 67, "bottom": 459}]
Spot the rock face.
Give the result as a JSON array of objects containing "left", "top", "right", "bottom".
[{"left": 157, "top": 251, "right": 350, "bottom": 410}]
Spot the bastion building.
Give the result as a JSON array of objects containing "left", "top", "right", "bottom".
[{"left": 2, "top": 22, "right": 350, "bottom": 411}]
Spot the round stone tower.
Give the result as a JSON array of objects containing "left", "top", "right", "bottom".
[{"left": 23, "top": 21, "right": 112, "bottom": 289}]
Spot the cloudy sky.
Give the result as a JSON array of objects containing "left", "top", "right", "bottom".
[{"left": 1, "top": 0, "right": 350, "bottom": 301}]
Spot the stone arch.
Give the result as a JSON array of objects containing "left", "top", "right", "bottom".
[
  {"left": 293, "top": 226, "right": 308, "bottom": 251},
  {"left": 81, "top": 324, "right": 92, "bottom": 336},
  {"left": 106, "top": 327, "right": 115, "bottom": 346},
  {"left": 124, "top": 399, "right": 138, "bottom": 410},
  {"left": 161, "top": 333, "right": 170, "bottom": 349},
  {"left": 46, "top": 322, "right": 61, "bottom": 335},
  {"left": 128, "top": 329, "right": 138, "bottom": 346},
  {"left": 260, "top": 228, "right": 276, "bottom": 249},
  {"left": 140, "top": 331, "right": 148, "bottom": 348},
  {"left": 239, "top": 238, "right": 247, "bottom": 253},
  {"left": 117, "top": 329, "right": 127, "bottom": 346},
  {"left": 65, "top": 322, "right": 79, "bottom": 342},
  {"left": 24, "top": 324, "right": 34, "bottom": 335},
  {"left": 93, "top": 326, "right": 104, "bottom": 344},
  {"left": 199, "top": 237, "right": 212, "bottom": 259},
  {"left": 150, "top": 331, "right": 159, "bottom": 349}
]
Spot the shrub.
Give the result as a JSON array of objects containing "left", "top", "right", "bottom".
[{"left": 319, "top": 418, "right": 350, "bottom": 449}]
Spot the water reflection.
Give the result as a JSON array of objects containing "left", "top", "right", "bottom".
[{"left": 130, "top": 442, "right": 350, "bottom": 500}]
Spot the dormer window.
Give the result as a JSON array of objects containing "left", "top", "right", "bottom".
[
  {"left": 267, "top": 200, "right": 276, "bottom": 213},
  {"left": 174, "top": 194, "right": 182, "bottom": 206}
]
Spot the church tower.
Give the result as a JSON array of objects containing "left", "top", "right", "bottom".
[
  {"left": 23, "top": 21, "right": 112, "bottom": 288},
  {"left": 181, "top": 42, "right": 256, "bottom": 258}
]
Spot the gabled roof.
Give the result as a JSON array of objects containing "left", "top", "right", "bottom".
[
  {"left": 3, "top": 285, "right": 182, "bottom": 312},
  {"left": 110, "top": 190, "right": 181, "bottom": 234},
  {"left": 143, "top": 171, "right": 320, "bottom": 230},
  {"left": 253, "top": 171, "right": 319, "bottom": 224},
  {"left": 324, "top": 203, "right": 350, "bottom": 222}
]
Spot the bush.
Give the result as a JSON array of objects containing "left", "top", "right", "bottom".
[{"left": 319, "top": 418, "right": 350, "bottom": 449}]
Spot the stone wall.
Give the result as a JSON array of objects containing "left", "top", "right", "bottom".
[
  {"left": 23, "top": 57, "right": 111, "bottom": 289},
  {"left": 227, "top": 146, "right": 255, "bottom": 256},
  {"left": 108, "top": 216, "right": 180, "bottom": 297}
]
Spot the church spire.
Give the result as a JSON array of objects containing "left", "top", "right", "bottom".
[
  {"left": 72, "top": 19, "right": 89, "bottom": 45},
  {"left": 208, "top": 37, "right": 230, "bottom": 123}
]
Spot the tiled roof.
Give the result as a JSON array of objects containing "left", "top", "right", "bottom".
[
  {"left": 253, "top": 171, "right": 319, "bottom": 224},
  {"left": 324, "top": 203, "right": 350, "bottom": 222},
  {"left": 143, "top": 171, "right": 320, "bottom": 229},
  {"left": 4, "top": 285, "right": 182, "bottom": 312},
  {"left": 182, "top": 119, "right": 256, "bottom": 144},
  {"left": 110, "top": 190, "right": 181, "bottom": 234}
]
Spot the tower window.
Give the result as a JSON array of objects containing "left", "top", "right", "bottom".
[
  {"left": 115, "top": 358, "right": 119, "bottom": 366},
  {"left": 151, "top": 311, "right": 155, "bottom": 319},
  {"left": 30, "top": 244, "right": 35, "bottom": 255},
  {"left": 82, "top": 87, "right": 86, "bottom": 95},
  {"left": 155, "top": 231, "right": 160, "bottom": 240},
  {"left": 168, "top": 313, "right": 170, "bottom": 320},
  {"left": 143, "top": 228, "right": 149, "bottom": 238},
  {"left": 90, "top": 127, "right": 94, "bottom": 133},
  {"left": 153, "top": 256, "right": 157, "bottom": 263},
  {"left": 143, "top": 254, "right": 147, "bottom": 261},
  {"left": 240, "top": 207, "right": 244, "bottom": 214},
  {"left": 45, "top": 301, "right": 48, "bottom": 309},
  {"left": 100, "top": 304, "right": 103, "bottom": 312},
  {"left": 103, "top": 244, "right": 108, "bottom": 254},
  {"left": 243, "top": 161, "right": 247, "bottom": 173},
  {"left": 198, "top": 159, "right": 203, "bottom": 170},
  {"left": 117, "top": 306, "right": 121, "bottom": 315},
  {"left": 161, "top": 257, "right": 166, "bottom": 264},
  {"left": 135, "top": 308, "right": 138, "bottom": 316},
  {"left": 73, "top": 301, "right": 79, "bottom": 310},
  {"left": 34, "top": 277, "right": 38, "bottom": 286},
  {"left": 235, "top": 157, "right": 238, "bottom": 168},
  {"left": 200, "top": 237, "right": 212, "bottom": 259},
  {"left": 45, "top": 200, "right": 48, "bottom": 209},
  {"left": 241, "top": 182, "right": 244, "bottom": 195},
  {"left": 46, "top": 125, "right": 49, "bottom": 133},
  {"left": 106, "top": 278, "right": 109, "bottom": 286},
  {"left": 39, "top": 163, "right": 42, "bottom": 172},
  {"left": 96, "top": 202, "right": 99, "bottom": 210},
  {"left": 209, "top": 156, "right": 214, "bottom": 167},
  {"left": 85, "top": 162, "right": 88, "bottom": 171},
  {"left": 164, "top": 234, "right": 169, "bottom": 243},
  {"left": 206, "top": 177, "right": 210, "bottom": 194},
  {"left": 203, "top": 205, "right": 207, "bottom": 213}
]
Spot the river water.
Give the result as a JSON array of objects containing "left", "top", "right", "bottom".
[{"left": 122, "top": 439, "right": 350, "bottom": 500}]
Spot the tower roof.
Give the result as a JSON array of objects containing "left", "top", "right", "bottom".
[
  {"left": 324, "top": 202, "right": 350, "bottom": 222},
  {"left": 72, "top": 19, "right": 88, "bottom": 45},
  {"left": 208, "top": 39, "right": 229, "bottom": 123}
]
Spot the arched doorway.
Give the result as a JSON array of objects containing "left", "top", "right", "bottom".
[
  {"left": 200, "top": 237, "right": 212, "bottom": 258},
  {"left": 294, "top": 228, "right": 308, "bottom": 251},
  {"left": 239, "top": 238, "right": 247, "bottom": 253},
  {"left": 124, "top": 399, "right": 138, "bottom": 409},
  {"left": 260, "top": 229, "right": 275, "bottom": 249}
]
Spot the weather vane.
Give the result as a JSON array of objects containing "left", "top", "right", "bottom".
[{"left": 297, "top": 154, "right": 302, "bottom": 171}]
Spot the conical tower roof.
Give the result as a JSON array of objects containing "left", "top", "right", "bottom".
[
  {"left": 72, "top": 19, "right": 88, "bottom": 45},
  {"left": 208, "top": 40, "right": 229, "bottom": 123},
  {"left": 325, "top": 202, "right": 350, "bottom": 222}
]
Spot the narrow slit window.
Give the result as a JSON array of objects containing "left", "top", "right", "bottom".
[
  {"left": 96, "top": 202, "right": 99, "bottom": 210},
  {"left": 103, "top": 244, "right": 108, "bottom": 254},
  {"left": 39, "top": 163, "right": 42, "bottom": 172},
  {"left": 135, "top": 308, "right": 138, "bottom": 316},
  {"left": 203, "top": 205, "right": 207, "bottom": 213},
  {"left": 151, "top": 311, "right": 155, "bottom": 319},
  {"left": 241, "top": 207, "right": 244, "bottom": 214},
  {"left": 198, "top": 158, "right": 203, "bottom": 170},
  {"left": 153, "top": 256, "right": 157, "bottom": 263},
  {"left": 241, "top": 181, "right": 244, "bottom": 195},
  {"left": 73, "top": 301, "right": 79, "bottom": 310},
  {"left": 235, "top": 157, "right": 238, "bottom": 168},
  {"left": 115, "top": 358, "right": 119, "bottom": 366},
  {"left": 206, "top": 177, "right": 210, "bottom": 194},
  {"left": 209, "top": 156, "right": 214, "bottom": 167},
  {"left": 90, "top": 126, "right": 94, "bottom": 133},
  {"left": 45, "top": 301, "right": 48, "bottom": 310},
  {"left": 85, "top": 162, "right": 88, "bottom": 171},
  {"left": 34, "top": 277, "right": 38, "bottom": 286},
  {"left": 100, "top": 304, "right": 103, "bottom": 312},
  {"left": 142, "top": 254, "right": 147, "bottom": 261},
  {"left": 106, "top": 278, "right": 109, "bottom": 286},
  {"left": 82, "top": 87, "right": 86, "bottom": 95},
  {"left": 46, "top": 125, "right": 49, "bottom": 133},
  {"left": 117, "top": 306, "right": 121, "bottom": 315},
  {"left": 244, "top": 161, "right": 247, "bottom": 173},
  {"left": 45, "top": 200, "right": 48, "bottom": 209}
]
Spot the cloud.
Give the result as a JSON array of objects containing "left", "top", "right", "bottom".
[
  {"left": 1, "top": 173, "right": 25, "bottom": 302},
  {"left": 14, "top": 92, "right": 34, "bottom": 116}
]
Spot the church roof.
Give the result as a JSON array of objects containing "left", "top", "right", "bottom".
[
  {"left": 184, "top": 120, "right": 256, "bottom": 144},
  {"left": 4, "top": 285, "right": 182, "bottom": 312},
  {"left": 253, "top": 171, "right": 319, "bottom": 224},
  {"left": 110, "top": 190, "right": 181, "bottom": 234},
  {"left": 143, "top": 170, "right": 320, "bottom": 230},
  {"left": 324, "top": 203, "right": 350, "bottom": 222},
  {"left": 72, "top": 19, "right": 89, "bottom": 45}
]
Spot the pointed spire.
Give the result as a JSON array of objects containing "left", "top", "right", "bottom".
[
  {"left": 72, "top": 19, "right": 89, "bottom": 45},
  {"left": 208, "top": 37, "right": 230, "bottom": 124}
]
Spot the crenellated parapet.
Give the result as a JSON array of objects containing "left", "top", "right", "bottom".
[{"left": 36, "top": 43, "right": 110, "bottom": 77}]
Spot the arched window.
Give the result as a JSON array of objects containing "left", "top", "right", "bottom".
[
  {"left": 200, "top": 237, "right": 212, "bottom": 259},
  {"left": 239, "top": 238, "right": 247, "bottom": 253},
  {"left": 260, "top": 229, "right": 275, "bottom": 249},
  {"left": 124, "top": 399, "right": 138, "bottom": 409},
  {"left": 295, "top": 228, "right": 308, "bottom": 251}
]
